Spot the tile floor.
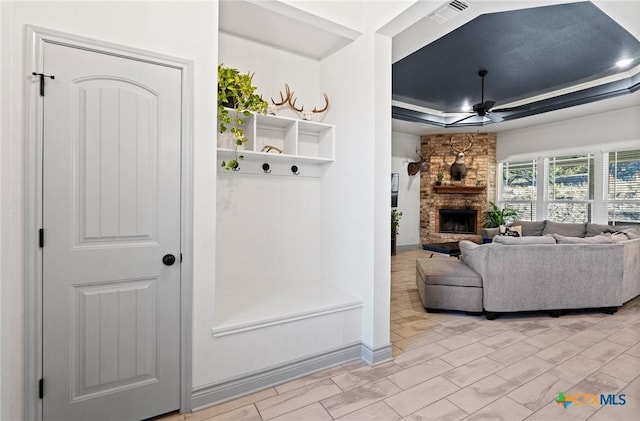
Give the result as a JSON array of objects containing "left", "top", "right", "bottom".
[{"left": 164, "top": 249, "right": 640, "bottom": 421}]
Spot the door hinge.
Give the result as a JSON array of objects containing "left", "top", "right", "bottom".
[
  {"left": 39, "top": 378, "right": 44, "bottom": 399},
  {"left": 39, "top": 229, "right": 44, "bottom": 248}
]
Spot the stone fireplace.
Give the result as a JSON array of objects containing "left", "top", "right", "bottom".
[{"left": 419, "top": 133, "right": 497, "bottom": 244}]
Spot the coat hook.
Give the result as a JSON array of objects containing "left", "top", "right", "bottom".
[
  {"left": 262, "top": 163, "right": 271, "bottom": 173},
  {"left": 291, "top": 165, "right": 300, "bottom": 175}
]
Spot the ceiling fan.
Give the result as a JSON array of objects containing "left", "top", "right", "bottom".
[{"left": 450, "top": 69, "right": 528, "bottom": 125}]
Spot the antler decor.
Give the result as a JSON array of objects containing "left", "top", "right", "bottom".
[
  {"left": 271, "top": 84, "right": 330, "bottom": 120},
  {"left": 271, "top": 84, "right": 292, "bottom": 106},
  {"left": 312, "top": 93, "right": 329, "bottom": 113}
]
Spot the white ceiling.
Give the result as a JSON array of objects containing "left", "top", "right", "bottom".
[{"left": 218, "top": 0, "right": 360, "bottom": 60}]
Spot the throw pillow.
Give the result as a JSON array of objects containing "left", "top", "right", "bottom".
[
  {"left": 618, "top": 227, "right": 640, "bottom": 240},
  {"left": 553, "top": 233, "right": 615, "bottom": 244},
  {"left": 511, "top": 220, "right": 546, "bottom": 236},
  {"left": 610, "top": 232, "right": 630, "bottom": 243},
  {"left": 585, "top": 223, "right": 613, "bottom": 237},
  {"left": 492, "top": 235, "right": 556, "bottom": 245},
  {"left": 506, "top": 225, "right": 522, "bottom": 236},
  {"left": 459, "top": 240, "right": 486, "bottom": 275},
  {"left": 543, "top": 221, "right": 587, "bottom": 237}
]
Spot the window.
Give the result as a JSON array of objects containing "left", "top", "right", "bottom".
[
  {"left": 499, "top": 150, "right": 640, "bottom": 225},
  {"left": 606, "top": 150, "right": 640, "bottom": 226},
  {"left": 546, "top": 154, "right": 594, "bottom": 223},
  {"left": 501, "top": 160, "right": 536, "bottom": 221}
]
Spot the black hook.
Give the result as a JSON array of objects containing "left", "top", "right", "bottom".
[
  {"left": 32, "top": 72, "right": 55, "bottom": 97},
  {"left": 262, "top": 163, "right": 271, "bottom": 173},
  {"left": 291, "top": 165, "right": 300, "bottom": 175}
]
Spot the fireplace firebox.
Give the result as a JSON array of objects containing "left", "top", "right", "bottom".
[{"left": 439, "top": 209, "right": 477, "bottom": 234}]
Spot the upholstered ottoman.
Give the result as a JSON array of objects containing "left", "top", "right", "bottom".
[{"left": 416, "top": 258, "right": 483, "bottom": 314}]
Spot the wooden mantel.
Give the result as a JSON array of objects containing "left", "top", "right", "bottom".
[{"left": 433, "top": 185, "right": 487, "bottom": 194}]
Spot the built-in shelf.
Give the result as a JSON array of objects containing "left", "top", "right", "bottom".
[
  {"left": 212, "top": 283, "right": 363, "bottom": 337},
  {"left": 218, "top": 110, "right": 334, "bottom": 176},
  {"left": 433, "top": 185, "right": 487, "bottom": 194}
]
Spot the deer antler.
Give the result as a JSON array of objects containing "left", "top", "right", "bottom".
[
  {"left": 461, "top": 135, "right": 474, "bottom": 153},
  {"left": 312, "top": 93, "right": 329, "bottom": 113},
  {"left": 449, "top": 137, "right": 461, "bottom": 154},
  {"left": 450, "top": 136, "right": 474, "bottom": 154},
  {"left": 288, "top": 91, "right": 304, "bottom": 113},
  {"left": 271, "top": 84, "right": 292, "bottom": 106}
]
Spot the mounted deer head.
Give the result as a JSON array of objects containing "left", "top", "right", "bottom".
[
  {"left": 449, "top": 135, "right": 474, "bottom": 181},
  {"left": 407, "top": 146, "right": 426, "bottom": 176}
]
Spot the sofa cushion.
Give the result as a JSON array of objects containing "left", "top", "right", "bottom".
[
  {"left": 543, "top": 221, "right": 587, "bottom": 237},
  {"left": 416, "top": 257, "right": 482, "bottom": 288},
  {"left": 553, "top": 233, "right": 615, "bottom": 244},
  {"left": 511, "top": 220, "right": 546, "bottom": 236},
  {"left": 492, "top": 234, "right": 556, "bottom": 245},
  {"left": 585, "top": 223, "right": 613, "bottom": 237},
  {"left": 459, "top": 240, "right": 486, "bottom": 275}
]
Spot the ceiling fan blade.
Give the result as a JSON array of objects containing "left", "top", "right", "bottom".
[
  {"left": 492, "top": 104, "right": 531, "bottom": 113},
  {"left": 449, "top": 114, "right": 475, "bottom": 125},
  {"left": 486, "top": 112, "right": 504, "bottom": 123}
]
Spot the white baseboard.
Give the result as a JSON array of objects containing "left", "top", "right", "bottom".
[
  {"left": 191, "top": 342, "right": 362, "bottom": 411},
  {"left": 397, "top": 244, "right": 421, "bottom": 251},
  {"left": 360, "top": 342, "right": 393, "bottom": 365}
]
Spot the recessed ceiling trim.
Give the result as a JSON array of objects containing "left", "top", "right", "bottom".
[
  {"left": 496, "top": 64, "right": 640, "bottom": 110},
  {"left": 393, "top": 70, "right": 640, "bottom": 129}
]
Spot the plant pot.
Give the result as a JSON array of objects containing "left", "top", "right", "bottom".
[
  {"left": 435, "top": 181, "right": 442, "bottom": 186},
  {"left": 391, "top": 235, "right": 397, "bottom": 256}
]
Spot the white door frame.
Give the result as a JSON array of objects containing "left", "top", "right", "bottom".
[{"left": 24, "top": 25, "right": 194, "bottom": 420}]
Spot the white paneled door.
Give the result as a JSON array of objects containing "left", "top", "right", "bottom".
[{"left": 42, "top": 42, "right": 181, "bottom": 420}]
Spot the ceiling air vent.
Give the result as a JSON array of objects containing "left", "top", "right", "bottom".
[{"left": 428, "top": 0, "right": 472, "bottom": 23}]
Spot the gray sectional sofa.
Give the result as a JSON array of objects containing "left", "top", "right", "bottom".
[{"left": 416, "top": 220, "right": 640, "bottom": 319}]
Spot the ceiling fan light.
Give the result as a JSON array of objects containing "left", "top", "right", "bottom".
[{"left": 616, "top": 58, "right": 633, "bottom": 68}]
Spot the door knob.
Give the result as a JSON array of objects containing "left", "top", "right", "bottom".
[{"left": 162, "top": 254, "right": 176, "bottom": 266}]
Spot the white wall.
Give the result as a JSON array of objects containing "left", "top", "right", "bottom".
[
  {"left": 218, "top": 32, "right": 323, "bottom": 121},
  {"left": 319, "top": 31, "right": 393, "bottom": 355},
  {"left": 391, "top": 131, "right": 421, "bottom": 247},
  {"left": 497, "top": 105, "right": 640, "bottom": 161},
  {"left": 0, "top": 2, "right": 218, "bottom": 419},
  {"left": 216, "top": 33, "right": 323, "bottom": 293}
]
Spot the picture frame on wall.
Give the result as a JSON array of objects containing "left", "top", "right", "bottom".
[{"left": 391, "top": 173, "right": 399, "bottom": 208}]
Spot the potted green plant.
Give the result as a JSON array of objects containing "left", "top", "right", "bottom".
[
  {"left": 435, "top": 171, "right": 444, "bottom": 186},
  {"left": 391, "top": 209, "right": 403, "bottom": 255},
  {"left": 482, "top": 201, "right": 518, "bottom": 228},
  {"left": 218, "top": 64, "right": 268, "bottom": 171}
]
